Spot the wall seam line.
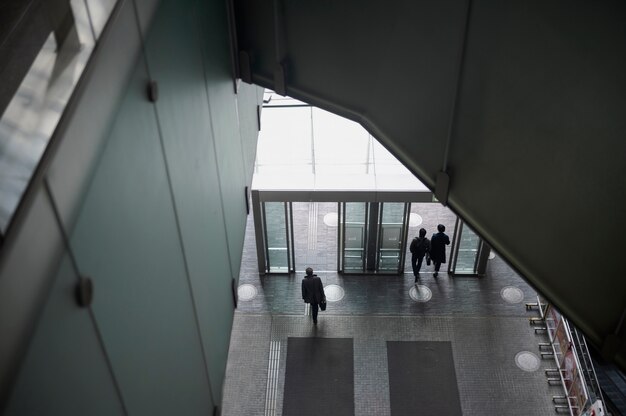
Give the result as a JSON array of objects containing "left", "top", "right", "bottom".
[
  {"left": 43, "top": 179, "right": 130, "bottom": 416},
  {"left": 129, "top": 0, "right": 218, "bottom": 406},
  {"left": 193, "top": 0, "right": 238, "bottom": 296}
]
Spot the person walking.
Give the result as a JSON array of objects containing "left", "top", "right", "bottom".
[
  {"left": 430, "top": 224, "right": 450, "bottom": 278},
  {"left": 302, "top": 267, "right": 326, "bottom": 324},
  {"left": 409, "top": 227, "right": 431, "bottom": 282}
]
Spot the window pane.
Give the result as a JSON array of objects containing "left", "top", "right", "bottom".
[
  {"left": 312, "top": 108, "right": 371, "bottom": 175},
  {"left": 256, "top": 107, "right": 312, "bottom": 173}
]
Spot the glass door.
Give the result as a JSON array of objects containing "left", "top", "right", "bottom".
[
  {"left": 262, "top": 202, "right": 295, "bottom": 273},
  {"left": 339, "top": 202, "right": 410, "bottom": 274},
  {"left": 449, "top": 217, "right": 488, "bottom": 276},
  {"left": 341, "top": 202, "right": 367, "bottom": 272},
  {"left": 377, "top": 203, "right": 410, "bottom": 273}
]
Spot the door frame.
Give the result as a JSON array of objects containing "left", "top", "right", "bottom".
[{"left": 251, "top": 189, "right": 434, "bottom": 275}]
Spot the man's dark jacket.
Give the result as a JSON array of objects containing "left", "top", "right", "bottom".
[
  {"left": 302, "top": 275, "right": 326, "bottom": 304},
  {"left": 410, "top": 237, "right": 430, "bottom": 257},
  {"left": 430, "top": 232, "right": 450, "bottom": 263}
]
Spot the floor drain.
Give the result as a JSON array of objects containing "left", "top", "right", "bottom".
[
  {"left": 501, "top": 286, "right": 524, "bottom": 303},
  {"left": 409, "top": 213, "right": 423, "bottom": 227},
  {"left": 324, "top": 284, "right": 345, "bottom": 301},
  {"left": 515, "top": 351, "right": 540, "bottom": 372},
  {"left": 409, "top": 285, "right": 432, "bottom": 302},
  {"left": 323, "top": 213, "right": 338, "bottom": 227},
  {"left": 237, "top": 284, "right": 257, "bottom": 301}
]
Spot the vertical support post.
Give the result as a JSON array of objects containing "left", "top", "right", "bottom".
[
  {"left": 475, "top": 240, "right": 490, "bottom": 276},
  {"left": 448, "top": 216, "right": 462, "bottom": 274},
  {"left": 398, "top": 203, "right": 411, "bottom": 274},
  {"left": 288, "top": 202, "right": 295, "bottom": 273},
  {"left": 251, "top": 190, "right": 267, "bottom": 274},
  {"left": 284, "top": 202, "right": 291, "bottom": 273},
  {"left": 366, "top": 202, "right": 379, "bottom": 272},
  {"left": 337, "top": 202, "right": 342, "bottom": 272}
]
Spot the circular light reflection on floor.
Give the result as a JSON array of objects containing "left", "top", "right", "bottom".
[
  {"left": 237, "top": 284, "right": 257, "bottom": 301},
  {"left": 515, "top": 351, "right": 541, "bottom": 372},
  {"left": 323, "top": 212, "right": 338, "bottom": 227},
  {"left": 409, "top": 213, "right": 423, "bottom": 227},
  {"left": 489, "top": 251, "right": 496, "bottom": 260},
  {"left": 324, "top": 284, "right": 345, "bottom": 302},
  {"left": 409, "top": 285, "right": 432, "bottom": 302},
  {"left": 501, "top": 286, "right": 524, "bottom": 304}
]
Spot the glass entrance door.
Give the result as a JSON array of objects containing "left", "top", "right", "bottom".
[
  {"left": 262, "top": 202, "right": 295, "bottom": 273},
  {"left": 377, "top": 203, "right": 409, "bottom": 273},
  {"left": 341, "top": 202, "right": 367, "bottom": 272},
  {"left": 339, "top": 202, "right": 410, "bottom": 274}
]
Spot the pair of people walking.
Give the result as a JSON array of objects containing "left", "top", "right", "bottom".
[{"left": 409, "top": 224, "right": 450, "bottom": 281}]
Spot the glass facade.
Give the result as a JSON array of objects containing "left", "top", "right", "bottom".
[
  {"left": 251, "top": 94, "right": 437, "bottom": 275},
  {"left": 253, "top": 94, "right": 428, "bottom": 194},
  {"left": 0, "top": 0, "right": 119, "bottom": 233}
]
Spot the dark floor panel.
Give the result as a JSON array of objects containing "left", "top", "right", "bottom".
[
  {"left": 283, "top": 337, "right": 354, "bottom": 416},
  {"left": 387, "top": 341, "right": 462, "bottom": 416}
]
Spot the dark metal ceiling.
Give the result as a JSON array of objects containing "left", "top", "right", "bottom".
[{"left": 231, "top": 0, "right": 626, "bottom": 369}]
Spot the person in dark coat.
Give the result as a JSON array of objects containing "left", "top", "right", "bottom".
[
  {"left": 409, "top": 227, "right": 430, "bottom": 282},
  {"left": 430, "top": 224, "right": 450, "bottom": 278},
  {"left": 302, "top": 267, "right": 326, "bottom": 324}
]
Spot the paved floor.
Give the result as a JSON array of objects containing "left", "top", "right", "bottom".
[{"left": 223, "top": 202, "right": 562, "bottom": 415}]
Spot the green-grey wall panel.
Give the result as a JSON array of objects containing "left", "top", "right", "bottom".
[
  {"left": 200, "top": 0, "right": 249, "bottom": 281},
  {"left": 5, "top": 256, "right": 124, "bottom": 416},
  {"left": 1, "top": 0, "right": 260, "bottom": 409},
  {"left": 69, "top": 64, "right": 213, "bottom": 415},
  {"left": 0, "top": 189, "right": 65, "bottom": 404},
  {"left": 237, "top": 83, "right": 262, "bottom": 183},
  {"left": 142, "top": 0, "right": 235, "bottom": 401}
]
